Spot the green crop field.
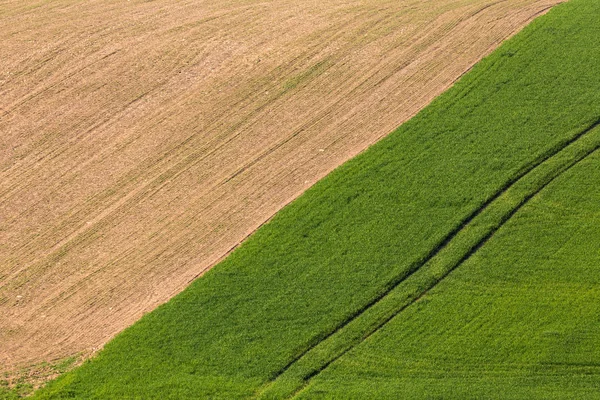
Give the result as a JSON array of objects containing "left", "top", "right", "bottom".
[
  {"left": 29, "top": 0, "right": 600, "bottom": 398},
  {"left": 295, "top": 132, "right": 600, "bottom": 399}
]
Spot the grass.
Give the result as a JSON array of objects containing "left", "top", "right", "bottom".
[
  {"left": 297, "top": 135, "right": 600, "bottom": 399},
  {"left": 0, "top": 381, "right": 32, "bottom": 400},
  {"left": 257, "top": 122, "right": 600, "bottom": 399},
  {"left": 34, "top": 0, "right": 600, "bottom": 398},
  {"left": 0, "top": 357, "right": 79, "bottom": 400}
]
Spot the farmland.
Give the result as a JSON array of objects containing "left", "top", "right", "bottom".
[
  {"left": 29, "top": 0, "right": 600, "bottom": 398},
  {"left": 0, "top": 0, "right": 560, "bottom": 380},
  {"left": 296, "top": 133, "right": 600, "bottom": 399}
]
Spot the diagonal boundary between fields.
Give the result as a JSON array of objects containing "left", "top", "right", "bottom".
[{"left": 254, "top": 117, "right": 600, "bottom": 399}]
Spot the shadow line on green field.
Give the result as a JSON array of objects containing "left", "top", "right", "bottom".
[{"left": 255, "top": 117, "right": 600, "bottom": 399}]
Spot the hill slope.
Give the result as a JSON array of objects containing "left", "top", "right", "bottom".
[
  {"left": 0, "top": 0, "right": 561, "bottom": 374},
  {"left": 31, "top": 0, "right": 600, "bottom": 398}
]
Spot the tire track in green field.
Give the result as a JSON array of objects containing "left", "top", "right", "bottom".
[{"left": 255, "top": 117, "right": 600, "bottom": 400}]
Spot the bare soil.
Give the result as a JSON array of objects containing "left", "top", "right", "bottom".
[{"left": 0, "top": 0, "right": 562, "bottom": 376}]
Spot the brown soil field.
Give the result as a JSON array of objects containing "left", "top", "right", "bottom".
[{"left": 0, "top": 0, "right": 562, "bottom": 376}]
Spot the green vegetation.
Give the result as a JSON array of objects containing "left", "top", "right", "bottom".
[
  {"left": 34, "top": 0, "right": 600, "bottom": 398},
  {"left": 1, "top": 356, "right": 78, "bottom": 400},
  {"left": 0, "top": 381, "right": 31, "bottom": 400},
  {"left": 259, "top": 123, "right": 600, "bottom": 399},
  {"left": 298, "top": 136, "right": 600, "bottom": 399}
]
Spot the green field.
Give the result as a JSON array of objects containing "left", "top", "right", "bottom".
[
  {"left": 295, "top": 134, "right": 600, "bottom": 399},
  {"left": 31, "top": 0, "right": 600, "bottom": 398}
]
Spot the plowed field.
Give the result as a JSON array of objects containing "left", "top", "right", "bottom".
[{"left": 0, "top": 0, "right": 561, "bottom": 374}]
